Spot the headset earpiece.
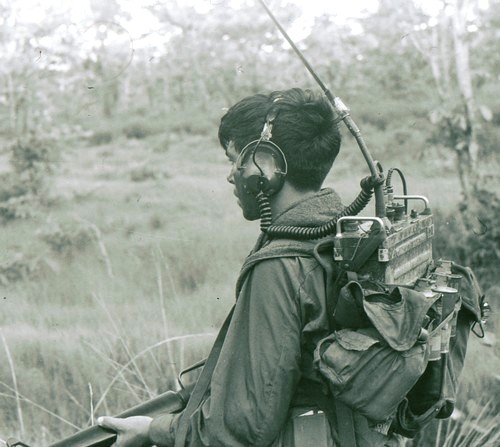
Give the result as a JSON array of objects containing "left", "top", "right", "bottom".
[
  {"left": 236, "top": 140, "right": 287, "bottom": 196},
  {"left": 235, "top": 108, "right": 287, "bottom": 196}
]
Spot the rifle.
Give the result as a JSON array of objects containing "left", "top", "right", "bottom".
[{"left": 4, "top": 384, "right": 193, "bottom": 447}]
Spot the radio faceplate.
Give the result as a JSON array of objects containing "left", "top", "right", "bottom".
[{"left": 334, "top": 212, "right": 434, "bottom": 285}]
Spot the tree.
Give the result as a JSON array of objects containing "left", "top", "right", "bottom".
[
  {"left": 397, "top": 0, "right": 494, "bottom": 225},
  {"left": 146, "top": 0, "right": 305, "bottom": 111},
  {"left": 84, "top": 0, "right": 132, "bottom": 118}
]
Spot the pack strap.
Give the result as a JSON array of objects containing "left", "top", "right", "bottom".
[
  {"left": 329, "top": 279, "right": 358, "bottom": 447},
  {"left": 334, "top": 400, "right": 357, "bottom": 447},
  {"left": 174, "top": 306, "right": 234, "bottom": 447},
  {"left": 327, "top": 248, "right": 358, "bottom": 447},
  {"left": 236, "top": 238, "right": 317, "bottom": 297}
]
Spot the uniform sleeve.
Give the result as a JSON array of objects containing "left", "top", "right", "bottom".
[{"left": 150, "top": 257, "right": 304, "bottom": 446}]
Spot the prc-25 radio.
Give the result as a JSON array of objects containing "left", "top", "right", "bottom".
[{"left": 333, "top": 169, "right": 435, "bottom": 286}]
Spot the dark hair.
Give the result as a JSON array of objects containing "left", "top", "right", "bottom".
[{"left": 218, "top": 88, "right": 341, "bottom": 190}]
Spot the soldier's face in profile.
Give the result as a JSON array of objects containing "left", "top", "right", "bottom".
[{"left": 226, "top": 141, "right": 261, "bottom": 221}]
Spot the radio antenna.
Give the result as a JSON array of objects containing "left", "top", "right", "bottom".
[{"left": 256, "top": 0, "right": 386, "bottom": 217}]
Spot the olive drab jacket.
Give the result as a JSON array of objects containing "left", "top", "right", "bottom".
[{"left": 149, "top": 188, "right": 400, "bottom": 446}]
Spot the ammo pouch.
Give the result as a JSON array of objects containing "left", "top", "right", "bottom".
[
  {"left": 314, "top": 281, "right": 433, "bottom": 423},
  {"left": 392, "top": 263, "right": 484, "bottom": 437}
]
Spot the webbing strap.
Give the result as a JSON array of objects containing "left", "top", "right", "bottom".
[
  {"left": 331, "top": 269, "right": 358, "bottom": 447},
  {"left": 174, "top": 306, "right": 234, "bottom": 447},
  {"left": 334, "top": 400, "right": 357, "bottom": 447},
  {"left": 342, "top": 228, "right": 385, "bottom": 273}
]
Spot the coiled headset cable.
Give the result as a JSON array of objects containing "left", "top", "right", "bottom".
[{"left": 258, "top": 175, "right": 383, "bottom": 240}]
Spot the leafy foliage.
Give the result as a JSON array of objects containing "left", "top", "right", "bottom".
[
  {"left": 432, "top": 188, "right": 500, "bottom": 287},
  {"left": 38, "top": 220, "right": 95, "bottom": 258},
  {"left": 88, "top": 129, "right": 114, "bottom": 146},
  {"left": 0, "top": 250, "right": 37, "bottom": 285},
  {"left": 464, "top": 191, "right": 500, "bottom": 284},
  {"left": 0, "top": 135, "right": 59, "bottom": 223}
]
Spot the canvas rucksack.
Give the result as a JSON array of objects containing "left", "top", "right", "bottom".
[
  {"left": 245, "top": 236, "right": 488, "bottom": 445},
  {"left": 311, "top": 241, "right": 489, "bottom": 443}
]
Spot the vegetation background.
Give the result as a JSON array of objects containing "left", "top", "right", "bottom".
[{"left": 0, "top": 0, "right": 498, "bottom": 445}]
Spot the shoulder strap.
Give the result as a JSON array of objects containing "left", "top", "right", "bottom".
[
  {"left": 335, "top": 401, "right": 358, "bottom": 447},
  {"left": 312, "top": 239, "right": 359, "bottom": 447},
  {"left": 236, "top": 238, "right": 316, "bottom": 297},
  {"left": 174, "top": 306, "right": 234, "bottom": 447}
]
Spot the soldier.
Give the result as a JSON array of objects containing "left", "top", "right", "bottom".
[{"left": 98, "top": 88, "right": 399, "bottom": 446}]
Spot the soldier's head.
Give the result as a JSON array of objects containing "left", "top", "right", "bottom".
[{"left": 219, "top": 88, "right": 341, "bottom": 220}]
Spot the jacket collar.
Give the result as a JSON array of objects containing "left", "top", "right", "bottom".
[
  {"left": 272, "top": 188, "right": 344, "bottom": 227},
  {"left": 236, "top": 188, "right": 344, "bottom": 296}
]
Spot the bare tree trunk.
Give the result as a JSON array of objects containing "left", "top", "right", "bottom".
[
  {"left": 408, "top": 0, "right": 482, "bottom": 225},
  {"left": 450, "top": 0, "right": 480, "bottom": 199},
  {"left": 7, "top": 72, "right": 16, "bottom": 134}
]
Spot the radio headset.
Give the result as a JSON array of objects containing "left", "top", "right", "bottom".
[{"left": 236, "top": 109, "right": 287, "bottom": 197}]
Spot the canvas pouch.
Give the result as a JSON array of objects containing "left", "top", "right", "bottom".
[
  {"left": 314, "top": 282, "right": 432, "bottom": 422},
  {"left": 315, "top": 327, "right": 428, "bottom": 422}
]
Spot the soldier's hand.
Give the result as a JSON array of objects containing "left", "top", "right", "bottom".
[{"left": 97, "top": 416, "right": 153, "bottom": 447}]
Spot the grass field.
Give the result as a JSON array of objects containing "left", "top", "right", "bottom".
[{"left": 0, "top": 131, "right": 498, "bottom": 445}]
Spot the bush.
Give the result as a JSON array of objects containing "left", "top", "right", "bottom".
[
  {"left": 433, "top": 190, "right": 500, "bottom": 286},
  {"left": 151, "top": 134, "right": 171, "bottom": 153},
  {"left": 89, "top": 129, "right": 114, "bottom": 146},
  {"left": 122, "top": 117, "right": 163, "bottom": 140},
  {"left": 10, "top": 135, "right": 57, "bottom": 173},
  {"left": 0, "top": 250, "right": 38, "bottom": 285},
  {"left": 432, "top": 210, "right": 467, "bottom": 263},
  {"left": 464, "top": 190, "right": 500, "bottom": 284},
  {"left": 0, "top": 135, "right": 59, "bottom": 223},
  {"left": 0, "top": 194, "right": 36, "bottom": 222},
  {"left": 129, "top": 164, "right": 168, "bottom": 182},
  {"left": 124, "top": 122, "right": 150, "bottom": 139},
  {"left": 38, "top": 220, "right": 95, "bottom": 257}
]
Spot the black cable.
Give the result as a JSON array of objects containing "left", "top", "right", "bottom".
[
  {"left": 257, "top": 191, "right": 273, "bottom": 232},
  {"left": 262, "top": 175, "right": 381, "bottom": 240},
  {"left": 386, "top": 167, "right": 408, "bottom": 214}
]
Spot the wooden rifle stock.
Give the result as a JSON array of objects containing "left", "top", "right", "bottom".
[{"left": 49, "top": 385, "right": 192, "bottom": 447}]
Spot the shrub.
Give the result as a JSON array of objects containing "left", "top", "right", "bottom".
[
  {"left": 151, "top": 134, "right": 171, "bottom": 153},
  {"left": 38, "top": 220, "right": 95, "bottom": 257},
  {"left": 10, "top": 135, "right": 57, "bottom": 173},
  {"left": 0, "top": 250, "right": 38, "bottom": 285},
  {"left": 464, "top": 190, "right": 500, "bottom": 284},
  {"left": 89, "top": 129, "right": 114, "bottom": 146},
  {"left": 125, "top": 122, "right": 150, "bottom": 139},
  {"left": 0, "top": 194, "right": 36, "bottom": 222},
  {"left": 433, "top": 190, "right": 500, "bottom": 294},
  {"left": 129, "top": 166, "right": 157, "bottom": 182},
  {"left": 129, "top": 165, "right": 167, "bottom": 182},
  {"left": 149, "top": 213, "right": 164, "bottom": 230},
  {"left": 432, "top": 210, "right": 468, "bottom": 264},
  {"left": 122, "top": 117, "right": 163, "bottom": 140},
  {"left": 0, "top": 135, "right": 59, "bottom": 223}
]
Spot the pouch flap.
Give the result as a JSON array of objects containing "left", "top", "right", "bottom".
[
  {"left": 361, "top": 286, "right": 434, "bottom": 351},
  {"left": 335, "top": 328, "right": 380, "bottom": 351}
]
